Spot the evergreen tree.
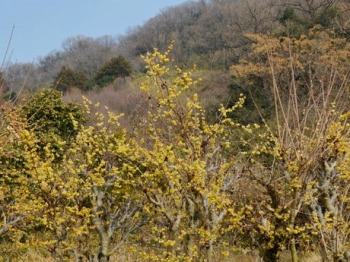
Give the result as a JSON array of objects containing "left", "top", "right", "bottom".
[
  {"left": 94, "top": 55, "right": 132, "bottom": 87},
  {"left": 53, "top": 66, "right": 88, "bottom": 92},
  {"left": 20, "top": 89, "right": 86, "bottom": 160}
]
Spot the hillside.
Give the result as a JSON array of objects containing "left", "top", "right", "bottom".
[
  {"left": 2, "top": 0, "right": 349, "bottom": 95},
  {"left": 1, "top": 0, "right": 350, "bottom": 261}
]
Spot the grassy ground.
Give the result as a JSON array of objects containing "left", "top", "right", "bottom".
[
  {"left": 112, "top": 251, "right": 321, "bottom": 262},
  {"left": 14, "top": 249, "right": 321, "bottom": 262}
]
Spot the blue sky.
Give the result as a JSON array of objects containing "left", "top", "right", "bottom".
[{"left": 0, "top": 0, "right": 189, "bottom": 64}]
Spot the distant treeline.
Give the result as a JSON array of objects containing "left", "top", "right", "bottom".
[{"left": 1, "top": 0, "right": 349, "bottom": 95}]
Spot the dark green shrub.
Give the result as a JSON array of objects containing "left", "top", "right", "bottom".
[
  {"left": 94, "top": 55, "right": 132, "bottom": 88},
  {"left": 20, "top": 89, "right": 86, "bottom": 160},
  {"left": 53, "top": 66, "right": 88, "bottom": 92}
]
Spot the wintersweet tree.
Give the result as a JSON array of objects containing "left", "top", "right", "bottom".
[
  {"left": 0, "top": 106, "right": 43, "bottom": 259},
  {"left": 0, "top": 107, "right": 23, "bottom": 237},
  {"left": 19, "top": 99, "right": 147, "bottom": 261},
  {"left": 130, "top": 44, "right": 246, "bottom": 262},
  {"left": 231, "top": 27, "right": 350, "bottom": 262},
  {"left": 0, "top": 90, "right": 146, "bottom": 261}
]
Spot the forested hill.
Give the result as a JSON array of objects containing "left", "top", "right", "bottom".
[{"left": 2, "top": 0, "right": 349, "bottom": 94}]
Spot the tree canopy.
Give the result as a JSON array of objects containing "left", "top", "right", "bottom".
[
  {"left": 53, "top": 66, "right": 88, "bottom": 92},
  {"left": 94, "top": 55, "right": 132, "bottom": 88}
]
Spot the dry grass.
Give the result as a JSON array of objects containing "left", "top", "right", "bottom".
[
  {"left": 14, "top": 249, "right": 321, "bottom": 262},
  {"left": 16, "top": 251, "right": 56, "bottom": 262},
  {"left": 63, "top": 83, "right": 147, "bottom": 130},
  {"left": 194, "top": 70, "right": 231, "bottom": 108},
  {"left": 63, "top": 70, "right": 233, "bottom": 130},
  {"left": 193, "top": 70, "right": 232, "bottom": 122}
]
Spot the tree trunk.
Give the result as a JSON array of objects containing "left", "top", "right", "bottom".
[
  {"left": 184, "top": 233, "right": 194, "bottom": 258},
  {"left": 167, "top": 229, "right": 177, "bottom": 256},
  {"left": 204, "top": 241, "right": 213, "bottom": 262},
  {"left": 261, "top": 244, "right": 279, "bottom": 262},
  {"left": 98, "top": 233, "right": 110, "bottom": 262},
  {"left": 290, "top": 192, "right": 299, "bottom": 262},
  {"left": 290, "top": 238, "right": 298, "bottom": 262},
  {"left": 318, "top": 243, "right": 331, "bottom": 262}
]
